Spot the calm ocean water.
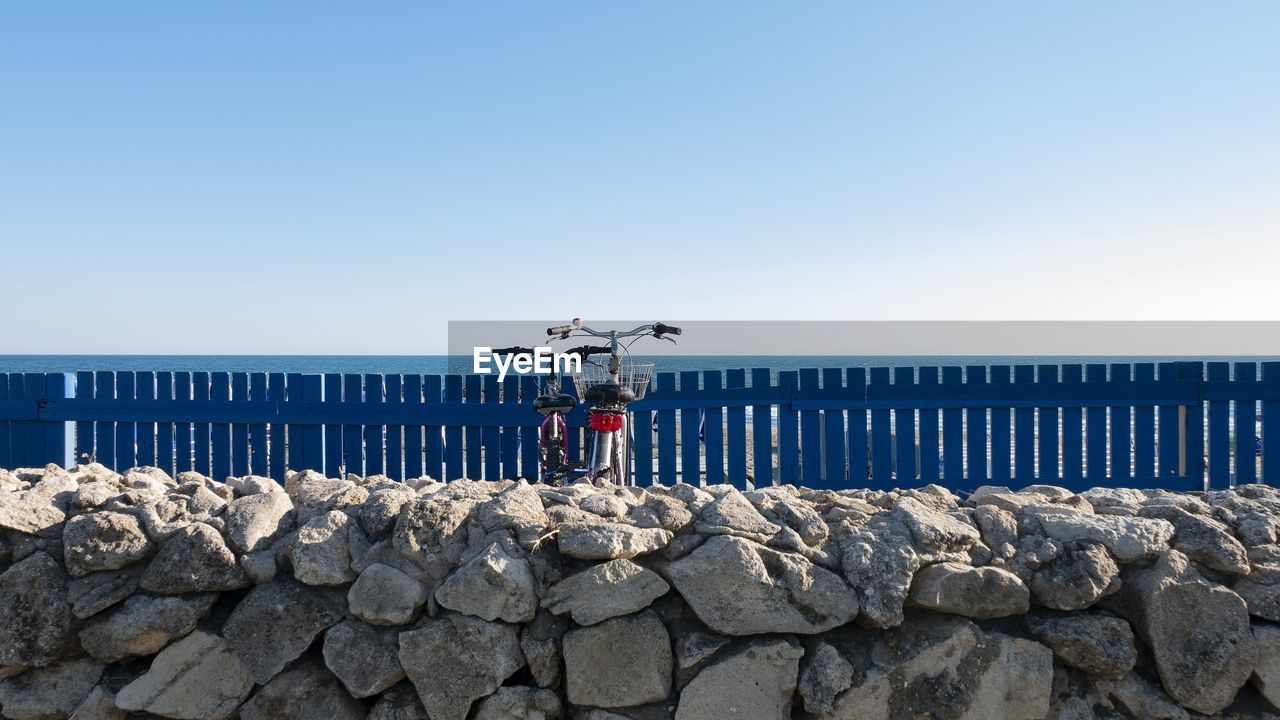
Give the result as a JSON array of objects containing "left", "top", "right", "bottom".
[{"left": 0, "top": 355, "right": 1274, "bottom": 378}]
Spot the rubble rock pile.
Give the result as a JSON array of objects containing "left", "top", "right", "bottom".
[{"left": 2, "top": 462, "right": 1280, "bottom": 719}]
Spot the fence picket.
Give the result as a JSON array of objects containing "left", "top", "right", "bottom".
[
  {"left": 267, "top": 373, "right": 285, "bottom": 481},
  {"left": 1109, "top": 364, "right": 1132, "bottom": 485},
  {"left": 323, "top": 374, "right": 343, "bottom": 478},
  {"left": 1182, "top": 362, "right": 1205, "bottom": 490},
  {"left": 483, "top": 374, "right": 501, "bottom": 481},
  {"left": 893, "top": 367, "right": 916, "bottom": 485},
  {"left": 681, "top": 372, "right": 702, "bottom": 486},
  {"left": 73, "top": 371, "right": 94, "bottom": 465},
  {"left": 232, "top": 373, "right": 249, "bottom": 477},
  {"left": 211, "top": 372, "right": 231, "bottom": 480},
  {"left": 365, "top": 374, "right": 386, "bottom": 476},
  {"left": 1207, "top": 362, "right": 1230, "bottom": 487},
  {"left": 941, "top": 367, "right": 963, "bottom": 483},
  {"left": 1235, "top": 363, "right": 1258, "bottom": 486},
  {"left": 386, "top": 374, "right": 404, "bottom": 480},
  {"left": 1133, "top": 364, "right": 1156, "bottom": 483},
  {"left": 1037, "top": 365, "right": 1060, "bottom": 483},
  {"left": 1013, "top": 365, "right": 1035, "bottom": 482},
  {"left": 965, "top": 366, "right": 989, "bottom": 484},
  {"left": 751, "top": 368, "right": 772, "bottom": 487},
  {"left": 501, "top": 375, "right": 520, "bottom": 481},
  {"left": 657, "top": 372, "right": 677, "bottom": 486},
  {"left": 989, "top": 365, "right": 1011, "bottom": 482},
  {"left": 249, "top": 374, "right": 267, "bottom": 476},
  {"left": 724, "top": 369, "right": 747, "bottom": 488},
  {"left": 134, "top": 372, "right": 157, "bottom": 467},
  {"left": 343, "top": 374, "right": 363, "bottom": 477},
  {"left": 1156, "top": 363, "right": 1180, "bottom": 482},
  {"left": 300, "top": 375, "right": 324, "bottom": 473},
  {"left": 870, "top": 367, "right": 892, "bottom": 488},
  {"left": 43, "top": 374, "right": 65, "bottom": 465},
  {"left": 444, "top": 376, "right": 464, "bottom": 480},
  {"left": 778, "top": 371, "right": 799, "bottom": 486},
  {"left": 174, "top": 373, "right": 191, "bottom": 474},
  {"left": 703, "top": 371, "right": 725, "bottom": 486},
  {"left": 424, "top": 375, "right": 444, "bottom": 481},
  {"left": 404, "top": 375, "right": 425, "bottom": 480},
  {"left": 1060, "top": 365, "right": 1083, "bottom": 488},
  {"left": 1085, "top": 364, "right": 1106, "bottom": 484},
  {"left": 800, "top": 369, "right": 822, "bottom": 487},
  {"left": 518, "top": 376, "right": 539, "bottom": 481},
  {"left": 822, "top": 368, "right": 847, "bottom": 488},
  {"left": 463, "top": 375, "right": 480, "bottom": 478},
  {"left": 156, "top": 372, "right": 175, "bottom": 477},
  {"left": 1264, "top": 362, "right": 1280, "bottom": 484},
  {"left": 116, "top": 372, "right": 136, "bottom": 470},
  {"left": 192, "top": 372, "right": 210, "bottom": 476}
]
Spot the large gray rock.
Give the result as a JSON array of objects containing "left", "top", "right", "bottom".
[
  {"left": 837, "top": 519, "right": 920, "bottom": 628},
  {"left": 67, "top": 684, "right": 126, "bottom": 720},
  {"left": 676, "top": 638, "right": 802, "bottom": 720},
  {"left": 434, "top": 542, "right": 537, "bottom": 623},
  {"left": 239, "top": 663, "right": 365, "bottom": 720},
  {"left": 1038, "top": 513, "right": 1174, "bottom": 562},
  {"left": 1029, "top": 541, "right": 1120, "bottom": 610},
  {"left": 393, "top": 493, "right": 481, "bottom": 580},
  {"left": 893, "top": 496, "right": 981, "bottom": 555},
  {"left": 348, "top": 562, "right": 429, "bottom": 625},
  {"left": 543, "top": 558, "right": 670, "bottom": 626},
  {"left": 563, "top": 610, "right": 672, "bottom": 708},
  {"left": 556, "top": 522, "right": 673, "bottom": 560},
  {"left": 223, "top": 491, "right": 295, "bottom": 553},
  {"left": 521, "top": 610, "right": 568, "bottom": 689},
  {"left": 322, "top": 620, "right": 405, "bottom": 698},
  {"left": 62, "top": 511, "right": 153, "bottom": 577},
  {"left": 359, "top": 484, "right": 418, "bottom": 538},
  {"left": 115, "top": 630, "right": 255, "bottom": 720},
  {"left": 1106, "top": 549, "right": 1257, "bottom": 714},
  {"left": 1252, "top": 623, "right": 1280, "bottom": 710},
  {"left": 696, "top": 490, "right": 781, "bottom": 539},
  {"left": 1026, "top": 613, "right": 1136, "bottom": 679},
  {"left": 0, "top": 552, "right": 74, "bottom": 667},
  {"left": 0, "top": 491, "right": 66, "bottom": 535},
  {"left": 1237, "top": 577, "right": 1280, "bottom": 621},
  {"left": 66, "top": 569, "right": 139, "bottom": 620},
  {"left": 667, "top": 535, "right": 859, "bottom": 635},
  {"left": 398, "top": 613, "right": 524, "bottom": 720},
  {"left": 223, "top": 577, "right": 347, "bottom": 684},
  {"left": 471, "top": 481, "right": 551, "bottom": 550},
  {"left": 472, "top": 687, "right": 562, "bottom": 720},
  {"left": 79, "top": 593, "right": 215, "bottom": 663},
  {"left": 908, "top": 562, "right": 1030, "bottom": 619},
  {"left": 289, "top": 510, "right": 358, "bottom": 585},
  {"left": 797, "top": 641, "right": 855, "bottom": 716},
  {"left": 366, "top": 683, "right": 430, "bottom": 720},
  {"left": 1139, "top": 504, "right": 1251, "bottom": 575},
  {"left": 828, "top": 615, "right": 1053, "bottom": 720},
  {"left": 745, "top": 489, "right": 829, "bottom": 545},
  {"left": 0, "top": 657, "right": 103, "bottom": 720},
  {"left": 138, "top": 522, "right": 249, "bottom": 594}
]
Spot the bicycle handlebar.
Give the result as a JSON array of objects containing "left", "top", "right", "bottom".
[
  {"left": 489, "top": 345, "right": 611, "bottom": 358},
  {"left": 653, "top": 323, "right": 682, "bottom": 337}
]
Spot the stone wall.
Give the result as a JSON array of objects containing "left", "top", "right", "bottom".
[{"left": 2, "top": 463, "right": 1280, "bottom": 719}]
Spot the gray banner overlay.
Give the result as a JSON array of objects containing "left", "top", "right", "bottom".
[{"left": 449, "top": 321, "right": 1280, "bottom": 357}]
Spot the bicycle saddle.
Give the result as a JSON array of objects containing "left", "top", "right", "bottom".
[
  {"left": 533, "top": 393, "right": 577, "bottom": 414},
  {"left": 583, "top": 382, "right": 636, "bottom": 406}
]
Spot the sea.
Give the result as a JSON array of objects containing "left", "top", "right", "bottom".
[{"left": 1, "top": 355, "right": 1274, "bottom": 378}]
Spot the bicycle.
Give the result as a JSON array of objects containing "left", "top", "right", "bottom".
[{"left": 545, "top": 320, "right": 682, "bottom": 485}]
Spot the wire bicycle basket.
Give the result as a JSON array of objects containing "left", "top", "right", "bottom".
[{"left": 573, "top": 361, "right": 655, "bottom": 401}]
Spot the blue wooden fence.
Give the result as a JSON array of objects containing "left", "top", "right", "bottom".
[{"left": 0, "top": 361, "right": 1277, "bottom": 492}]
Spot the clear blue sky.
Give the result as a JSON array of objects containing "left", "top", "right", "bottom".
[{"left": 2, "top": 2, "right": 1277, "bottom": 353}]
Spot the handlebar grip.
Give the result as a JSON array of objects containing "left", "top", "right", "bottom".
[
  {"left": 654, "top": 323, "right": 682, "bottom": 336},
  {"left": 490, "top": 346, "right": 534, "bottom": 356},
  {"left": 547, "top": 325, "right": 574, "bottom": 336}
]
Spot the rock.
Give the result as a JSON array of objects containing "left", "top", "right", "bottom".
[
  {"left": 360, "top": 484, "right": 417, "bottom": 538},
  {"left": 1237, "top": 578, "right": 1280, "bottom": 621},
  {"left": 67, "top": 684, "right": 126, "bottom": 720},
  {"left": 138, "top": 522, "right": 249, "bottom": 594},
  {"left": 472, "top": 687, "right": 562, "bottom": 720},
  {"left": 79, "top": 593, "right": 215, "bottom": 663},
  {"left": 837, "top": 519, "right": 920, "bottom": 628},
  {"left": 115, "top": 630, "right": 255, "bottom": 720},
  {"left": 556, "top": 522, "right": 673, "bottom": 560},
  {"left": 1096, "top": 672, "right": 1190, "bottom": 720},
  {"left": 349, "top": 563, "right": 429, "bottom": 625},
  {"left": 290, "top": 510, "right": 358, "bottom": 585},
  {"left": 521, "top": 610, "right": 568, "bottom": 689},
  {"left": 745, "top": 489, "right": 829, "bottom": 545},
  {"left": 797, "top": 641, "right": 854, "bottom": 715},
  {"left": 909, "top": 562, "right": 1030, "bottom": 619},
  {"left": 322, "top": 620, "right": 405, "bottom": 698},
  {"left": 696, "top": 490, "right": 781, "bottom": 539},
  {"left": 1106, "top": 549, "right": 1257, "bottom": 714},
  {"left": 0, "top": 492, "right": 65, "bottom": 535},
  {"left": 1037, "top": 513, "right": 1174, "bottom": 562},
  {"left": 675, "top": 630, "right": 729, "bottom": 670},
  {"left": 435, "top": 542, "right": 537, "bottom": 623},
  {"left": 1026, "top": 613, "right": 1136, "bottom": 679},
  {"left": 1139, "top": 504, "right": 1251, "bottom": 575},
  {"left": 1253, "top": 624, "right": 1280, "bottom": 710},
  {"left": 563, "top": 610, "right": 672, "bottom": 708},
  {"left": 893, "top": 496, "right": 981, "bottom": 554},
  {"left": 239, "top": 663, "right": 365, "bottom": 720},
  {"left": 0, "top": 657, "right": 103, "bottom": 720},
  {"left": 829, "top": 615, "right": 1053, "bottom": 720},
  {"left": 366, "top": 683, "right": 430, "bottom": 720},
  {"left": 471, "top": 481, "right": 551, "bottom": 549},
  {"left": 223, "top": 577, "right": 347, "bottom": 684},
  {"left": 1029, "top": 541, "right": 1121, "bottom": 610},
  {"left": 223, "top": 491, "right": 295, "bottom": 553},
  {"left": 67, "top": 569, "right": 138, "bottom": 620},
  {"left": 62, "top": 511, "right": 153, "bottom": 577},
  {"left": 398, "top": 613, "right": 524, "bottom": 720},
  {"left": 393, "top": 493, "right": 480, "bottom": 579},
  {"left": 676, "top": 639, "right": 802, "bottom": 720},
  {"left": 0, "top": 552, "right": 74, "bottom": 667},
  {"left": 667, "top": 535, "right": 858, "bottom": 635},
  {"left": 974, "top": 504, "right": 1019, "bottom": 549},
  {"left": 636, "top": 492, "right": 695, "bottom": 533},
  {"left": 543, "top": 558, "right": 670, "bottom": 626}
]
